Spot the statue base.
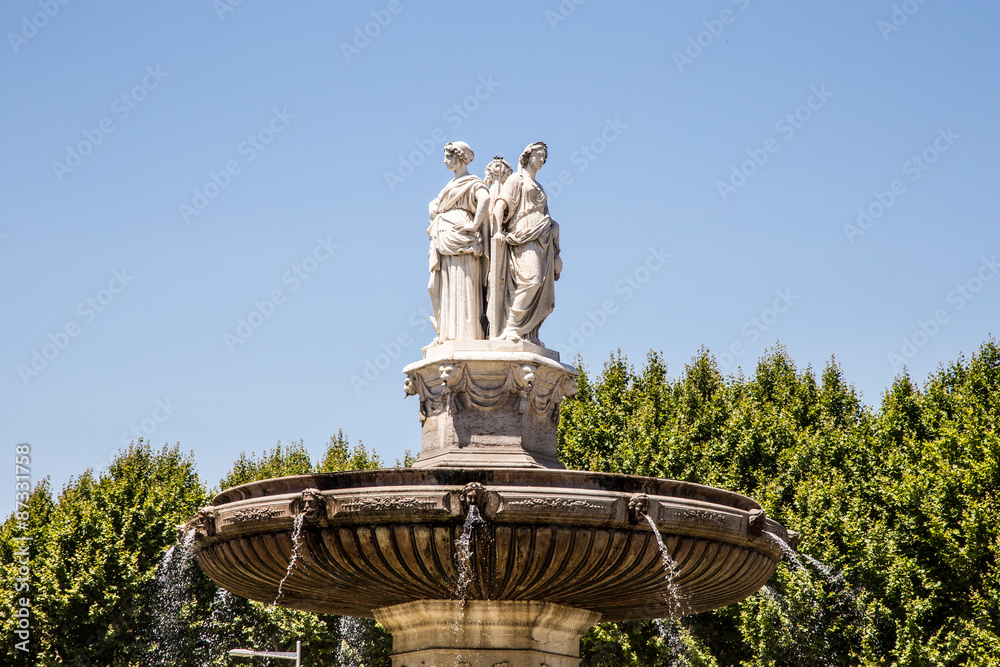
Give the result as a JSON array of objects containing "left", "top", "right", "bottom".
[
  {"left": 403, "top": 341, "right": 578, "bottom": 470},
  {"left": 374, "top": 600, "right": 601, "bottom": 667}
]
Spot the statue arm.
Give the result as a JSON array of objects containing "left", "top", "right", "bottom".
[
  {"left": 492, "top": 174, "right": 520, "bottom": 240},
  {"left": 462, "top": 186, "right": 491, "bottom": 233},
  {"left": 491, "top": 200, "right": 507, "bottom": 239}
]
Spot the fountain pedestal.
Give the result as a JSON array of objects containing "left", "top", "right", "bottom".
[
  {"left": 404, "top": 341, "right": 578, "bottom": 470},
  {"left": 374, "top": 600, "right": 601, "bottom": 667}
]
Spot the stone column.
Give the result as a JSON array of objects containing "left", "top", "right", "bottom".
[{"left": 373, "top": 600, "right": 601, "bottom": 667}]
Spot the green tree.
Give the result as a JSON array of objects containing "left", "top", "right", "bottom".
[
  {"left": 7, "top": 342, "right": 998, "bottom": 665},
  {"left": 560, "top": 345, "right": 1000, "bottom": 666},
  {"left": 219, "top": 438, "right": 315, "bottom": 490},
  {"left": 868, "top": 341, "right": 1000, "bottom": 665},
  {"left": 0, "top": 440, "right": 207, "bottom": 666}
]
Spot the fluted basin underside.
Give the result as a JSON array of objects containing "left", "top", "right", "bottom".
[{"left": 189, "top": 468, "right": 788, "bottom": 621}]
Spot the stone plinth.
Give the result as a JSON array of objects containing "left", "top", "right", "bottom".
[
  {"left": 403, "top": 341, "right": 577, "bottom": 469},
  {"left": 374, "top": 600, "right": 601, "bottom": 667}
]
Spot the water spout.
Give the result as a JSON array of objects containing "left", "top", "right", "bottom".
[
  {"left": 747, "top": 508, "right": 767, "bottom": 538},
  {"left": 299, "top": 487, "right": 325, "bottom": 521},
  {"left": 764, "top": 531, "right": 804, "bottom": 570},
  {"left": 628, "top": 493, "right": 649, "bottom": 523},
  {"left": 461, "top": 481, "right": 486, "bottom": 515}
]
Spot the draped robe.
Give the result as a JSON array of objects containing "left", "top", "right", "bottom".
[
  {"left": 427, "top": 174, "right": 489, "bottom": 342},
  {"left": 494, "top": 172, "right": 561, "bottom": 344}
]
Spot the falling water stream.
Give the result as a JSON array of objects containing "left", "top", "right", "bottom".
[
  {"left": 273, "top": 513, "right": 306, "bottom": 606},
  {"left": 803, "top": 552, "right": 840, "bottom": 581},
  {"left": 200, "top": 588, "right": 244, "bottom": 664},
  {"left": 454, "top": 504, "right": 484, "bottom": 600},
  {"left": 643, "top": 514, "right": 685, "bottom": 617},
  {"left": 764, "top": 531, "right": 804, "bottom": 570},
  {"left": 654, "top": 618, "right": 690, "bottom": 666},
  {"left": 452, "top": 504, "right": 486, "bottom": 632},
  {"left": 650, "top": 531, "right": 850, "bottom": 666},
  {"left": 759, "top": 531, "right": 867, "bottom": 664},
  {"left": 147, "top": 529, "right": 197, "bottom": 667},
  {"left": 337, "top": 615, "right": 367, "bottom": 667}
]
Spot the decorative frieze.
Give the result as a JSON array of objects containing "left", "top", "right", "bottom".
[
  {"left": 339, "top": 496, "right": 438, "bottom": 512},
  {"left": 404, "top": 358, "right": 576, "bottom": 425},
  {"left": 658, "top": 505, "right": 743, "bottom": 535},
  {"left": 507, "top": 497, "right": 602, "bottom": 511},
  {"left": 226, "top": 506, "right": 283, "bottom": 524},
  {"left": 677, "top": 509, "right": 732, "bottom": 529}
]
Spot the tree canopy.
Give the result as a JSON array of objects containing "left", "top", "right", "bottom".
[
  {"left": 3, "top": 341, "right": 998, "bottom": 666},
  {"left": 561, "top": 341, "right": 1000, "bottom": 666}
]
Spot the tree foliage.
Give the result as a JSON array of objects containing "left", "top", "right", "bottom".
[
  {"left": 1, "top": 433, "right": 394, "bottom": 667},
  {"left": 4, "top": 342, "right": 998, "bottom": 665},
  {"left": 562, "top": 341, "right": 1000, "bottom": 666},
  {"left": 0, "top": 441, "right": 207, "bottom": 666}
]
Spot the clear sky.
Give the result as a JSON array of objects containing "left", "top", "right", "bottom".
[{"left": 3, "top": 1, "right": 998, "bottom": 517}]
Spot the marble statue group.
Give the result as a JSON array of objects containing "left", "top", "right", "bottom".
[{"left": 427, "top": 141, "right": 561, "bottom": 347}]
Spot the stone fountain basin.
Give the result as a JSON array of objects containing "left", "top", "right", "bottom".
[{"left": 187, "top": 468, "right": 788, "bottom": 621}]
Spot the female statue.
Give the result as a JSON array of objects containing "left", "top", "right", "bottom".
[
  {"left": 426, "top": 141, "right": 490, "bottom": 343},
  {"left": 489, "top": 142, "right": 562, "bottom": 345}
]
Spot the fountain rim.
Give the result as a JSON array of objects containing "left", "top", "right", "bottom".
[
  {"left": 189, "top": 466, "right": 792, "bottom": 620},
  {"left": 211, "top": 466, "right": 763, "bottom": 511}
]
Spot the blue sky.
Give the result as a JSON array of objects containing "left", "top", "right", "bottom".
[{"left": 3, "top": 1, "right": 998, "bottom": 517}]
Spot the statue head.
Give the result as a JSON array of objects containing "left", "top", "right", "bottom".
[
  {"left": 300, "top": 488, "right": 326, "bottom": 521},
  {"left": 462, "top": 482, "right": 487, "bottom": 514},
  {"left": 438, "top": 363, "right": 463, "bottom": 386},
  {"left": 628, "top": 494, "right": 649, "bottom": 523},
  {"left": 484, "top": 155, "right": 513, "bottom": 186},
  {"left": 194, "top": 506, "right": 216, "bottom": 538},
  {"left": 444, "top": 141, "right": 474, "bottom": 167},
  {"left": 519, "top": 141, "right": 547, "bottom": 169}
]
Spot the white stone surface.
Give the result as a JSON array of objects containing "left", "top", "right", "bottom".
[
  {"left": 426, "top": 142, "right": 563, "bottom": 348},
  {"left": 404, "top": 344, "right": 577, "bottom": 469},
  {"left": 489, "top": 142, "right": 561, "bottom": 346},
  {"left": 427, "top": 141, "right": 491, "bottom": 343},
  {"left": 418, "top": 337, "right": 563, "bottom": 363}
]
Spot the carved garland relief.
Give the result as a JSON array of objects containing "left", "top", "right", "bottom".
[
  {"left": 404, "top": 361, "right": 571, "bottom": 423},
  {"left": 339, "top": 496, "right": 437, "bottom": 512},
  {"left": 506, "top": 497, "right": 602, "bottom": 511},
  {"left": 226, "top": 507, "right": 283, "bottom": 524}
]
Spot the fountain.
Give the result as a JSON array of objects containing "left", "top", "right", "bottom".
[{"left": 181, "top": 142, "right": 793, "bottom": 666}]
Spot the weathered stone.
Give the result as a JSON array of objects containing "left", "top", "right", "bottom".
[
  {"left": 186, "top": 468, "right": 789, "bottom": 620},
  {"left": 374, "top": 600, "right": 600, "bottom": 667}
]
